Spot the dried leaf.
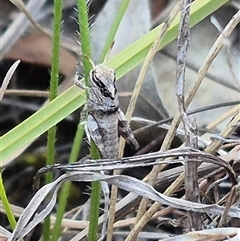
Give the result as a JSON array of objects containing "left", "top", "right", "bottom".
[
  {"left": 163, "top": 227, "right": 240, "bottom": 241},
  {"left": 8, "top": 170, "right": 240, "bottom": 241},
  {"left": 9, "top": 0, "right": 46, "bottom": 33},
  {"left": 0, "top": 60, "right": 20, "bottom": 101},
  {"left": 0, "top": 226, "right": 11, "bottom": 239},
  {"left": 42, "top": 147, "right": 237, "bottom": 185}
]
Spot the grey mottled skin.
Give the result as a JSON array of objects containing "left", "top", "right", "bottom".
[{"left": 75, "top": 64, "right": 139, "bottom": 159}]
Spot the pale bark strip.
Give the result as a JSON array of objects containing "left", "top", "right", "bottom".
[{"left": 176, "top": 0, "right": 201, "bottom": 230}]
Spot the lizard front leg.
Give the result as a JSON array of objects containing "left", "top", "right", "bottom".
[
  {"left": 117, "top": 109, "right": 139, "bottom": 150},
  {"left": 74, "top": 65, "right": 88, "bottom": 90},
  {"left": 86, "top": 114, "right": 108, "bottom": 158}
]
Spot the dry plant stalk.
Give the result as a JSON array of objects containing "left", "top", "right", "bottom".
[
  {"left": 0, "top": 60, "right": 20, "bottom": 101},
  {"left": 1, "top": 0, "right": 47, "bottom": 57},
  {"left": 176, "top": 0, "right": 201, "bottom": 230}
]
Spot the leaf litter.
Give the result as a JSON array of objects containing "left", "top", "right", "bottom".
[
  {"left": 7, "top": 146, "right": 240, "bottom": 241},
  {"left": 1, "top": 1, "right": 240, "bottom": 241}
]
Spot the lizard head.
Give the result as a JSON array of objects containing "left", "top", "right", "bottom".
[{"left": 89, "top": 64, "right": 117, "bottom": 100}]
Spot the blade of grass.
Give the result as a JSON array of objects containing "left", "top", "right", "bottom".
[
  {"left": 1, "top": 86, "right": 85, "bottom": 164},
  {"left": 46, "top": 0, "right": 63, "bottom": 175},
  {"left": 51, "top": 121, "right": 85, "bottom": 241},
  {"left": 52, "top": 0, "right": 102, "bottom": 240},
  {"left": 88, "top": 142, "right": 101, "bottom": 241},
  {"left": 99, "top": 0, "right": 131, "bottom": 62},
  {"left": 132, "top": 0, "right": 183, "bottom": 227},
  {"left": 77, "top": 1, "right": 102, "bottom": 240},
  {"left": 0, "top": 171, "right": 17, "bottom": 230},
  {"left": 44, "top": 0, "right": 63, "bottom": 240},
  {"left": 78, "top": 1, "right": 92, "bottom": 82}
]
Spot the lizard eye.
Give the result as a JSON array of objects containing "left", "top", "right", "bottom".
[{"left": 101, "top": 88, "right": 111, "bottom": 98}]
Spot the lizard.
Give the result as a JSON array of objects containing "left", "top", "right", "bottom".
[
  {"left": 32, "top": 63, "right": 139, "bottom": 241},
  {"left": 74, "top": 62, "right": 139, "bottom": 159}
]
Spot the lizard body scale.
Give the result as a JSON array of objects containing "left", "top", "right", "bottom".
[{"left": 75, "top": 63, "right": 139, "bottom": 159}]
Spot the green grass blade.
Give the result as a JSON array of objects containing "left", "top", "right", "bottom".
[
  {"left": 78, "top": 0, "right": 92, "bottom": 82},
  {"left": 99, "top": 0, "right": 131, "bottom": 62},
  {"left": 1, "top": 86, "right": 86, "bottom": 163},
  {"left": 51, "top": 0, "right": 95, "bottom": 239},
  {"left": 0, "top": 171, "right": 17, "bottom": 230},
  {"left": 45, "top": 0, "right": 63, "bottom": 239},
  {"left": 77, "top": 1, "right": 102, "bottom": 240},
  {"left": 88, "top": 180, "right": 101, "bottom": 241}
]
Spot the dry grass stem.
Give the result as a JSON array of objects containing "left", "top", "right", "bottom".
[
  {"left": 0, "top": 60, "right": 20, "bottom": 101},
  {"left": 134, "top": 0, "right": 184, "bottom": 228}
]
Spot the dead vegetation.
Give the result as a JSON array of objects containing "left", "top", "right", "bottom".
[{"left": 0, "top": 0, "right": 240, "bottom": 240}]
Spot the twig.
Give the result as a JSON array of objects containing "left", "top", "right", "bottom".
[
  {"left": 176, "top": 0, "right": 201, "bottom": 230},
  {"left": 133, "top": 100, "right": 240, "bottom": 135},
  {"left": 38, "top": 147, "right": 237, "bottom": 186}
]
